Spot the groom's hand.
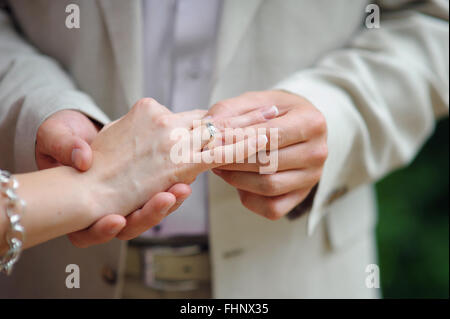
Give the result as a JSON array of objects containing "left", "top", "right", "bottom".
[
  {"left": 36, "top": 110, "right": 99, "bottom": 171},
  {"left": 68, "top": 183, "right": 192, "bottom": 247},
  {"left": 36, "top": 109, "right": 190, "bottom": 247},
  {"left": 207, "top": 90, "right": 327, "bottom": 220}
]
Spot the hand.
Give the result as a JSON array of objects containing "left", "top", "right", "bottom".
[
  {"left": 67, "top": 183, "right": 192, "bottom": 247},
  {"left": 35, "top": 109, "right": 191, "bottom": 247},
  {"left": 36, "top": 110, "right": 99, "bottom": 171},
  {"left": 207, "top": 90, "right": 328, "bottom": 220},
  {"left": 82, "top": 98, "right": 268, "bottom": 228}
]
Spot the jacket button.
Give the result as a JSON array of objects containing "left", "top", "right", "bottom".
[{"left": 101, "top": 265, "right": 117, "bottom": 285}]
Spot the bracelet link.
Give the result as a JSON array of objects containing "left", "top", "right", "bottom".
[{"left": 0, "top": 169, "right": 26, "bottom": 275}]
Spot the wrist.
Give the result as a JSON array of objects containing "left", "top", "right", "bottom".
[
  {"left": 77, "top": 165, "right": 109, "bottom": 223},
  {"left": 51, "top": 166, "right": 99, "bottom": 230},
  {"left": 6, "top": 166, "right": 97, "bottom": 249},
  {"left": 79, "top": 151, "right": 135, "bottom": 222}
]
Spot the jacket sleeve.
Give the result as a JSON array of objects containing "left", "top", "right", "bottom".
[
  {"left": 274, "top": 0, "right": 449, "bottom": 235},
  {"left": 0, "top": 7, "right": 110, "bottom": 173}
]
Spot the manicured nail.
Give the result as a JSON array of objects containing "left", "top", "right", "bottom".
[
  {"left": 212, "top": 168, "right": 222, "bottom": 175},
  {"left": 262, "top": 105, "right": 279, "bottom": 120},
  {"left": 71, "top": 148, "right": 83, "bottom": 169}
]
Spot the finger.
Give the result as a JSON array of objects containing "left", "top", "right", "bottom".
[
  {"left": 167, "top": 183, "right": 192, "bottom": 199},
  {"left": 217, "top": 139, "right": 328, "bottom": 172},
  {"left": 174, "top": 109, "right": 208, "bottom": 128},
  {"left": 116, "top": 192, "right": 177, "bottom": 240},
  {"left": 190, "top": 121, "right": 219, "bottom": 151},
  {"left": 188, "top": 105, "right": 278, "bottom": 152},
  {"left": 69, "top": 185, "right": 191, "bottom": 246},
  {"left": 213, "top": 105, "right": 279, "bottom": 130},
  {"left": 217, "top": 105, "right": 324, "bottom": 151},
  {"left": 161, "top": 183, "right": 191, "bottom": 213},
  {"left": 35, "top": 152, "right": 62, "bottom": 170},
  {"left": 37, "top": 131, "right": 93, "bottom": 171},
  {"left": 248, "top": 105, "right": 326, "bottom": 149},
  {"left": 131, "top": 98, "right": 171, "bottom": 118},
  {"left": 207, "top": 91, "right": 284, "bottom": 118},
  {"left": 67, "top": 215, "right": 127, "bottom": 248},
  {"left": 36, "top": 110, "right": 99, "bottom": 171},
  {"left": 116, "top": 184, "right": 190, "bottom": 240},
  {"left": 197, "top": 134, "right": 268, "bottom": 171},
  {"left": 165, "top": 183, "right": 192, "bottom": 214},
  {"left": 212, "top": 169, "right": 320, "bottom": 197},
  {"left": 237, "top": 188, "right": 311, "bottom": 221}
]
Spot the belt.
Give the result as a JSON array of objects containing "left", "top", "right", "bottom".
[{"left": 125, "top": 238, "right": 211, "bottom": 294}]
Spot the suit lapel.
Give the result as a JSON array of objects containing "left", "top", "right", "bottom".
[
  {"left": 98, "top": 0, "right": 143, "bottom": 106},
  {"left": 215, "top": 0, "right": 263, "bottom": 77},
  {"left": 97, "top": 0, "right": 263, "bottom": 106}
]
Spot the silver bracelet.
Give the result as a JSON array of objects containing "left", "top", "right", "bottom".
[{"left": 0, "top": 170, "right": 26, "bottom": 275}]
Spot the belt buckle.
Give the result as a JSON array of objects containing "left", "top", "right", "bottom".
[{"left": 142, "top": 245, "right": 204, "bottom": 292}]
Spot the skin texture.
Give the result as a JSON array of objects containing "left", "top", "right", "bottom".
[
  {"left": 35, "top": 109, "right": 188, "bottom": 246},
  {"left": 1, "top": 98, "right": 269, "bottom": 253},
  {"left": 207, "top": 90, "right": 328, "bottom": 221},
  {"left": 35, "top": 100, "right": 274, "bottom": 247}
]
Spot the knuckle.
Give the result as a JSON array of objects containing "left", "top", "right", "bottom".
[
  {"left": 312, "top": 169, "right": 323, "bottom": 184},
  {"left": 133, "top": 98, "right": 157, "bottom": 113},
  {"left": 215, "top": 117, "right": 233, "bottom": 129},
  {"left": 264, "top": 200, "right": 284, "bottom": 221},
  {"left": 253, "top": 111, "right": 266, "bottom": 123},
  {"left": 140, "top": 97, "right": 158, "bottom": 107},
  {"left": 310, "top": 112, "right": 327, "bottom": 135},
  {"left": 311, "top": 143, "right": 328, "bottom": 165},
  {"left": 260, "top": 174, "right": 279, "bottom": 195},
  {"left": 154, "top": 114, "right": 171, "bottom": 128},
  {"left": 49, "top": 142, "right": 63, "bottom": 158},
  {"left": 247, "top": 110, "right": 266, "bottom": 125},
  {"left": 68, "top": 237, "right": 88, "bottom": 249},
  {"left": 238, "top": 191, "right": 250, "bottom": 207},
  {"left": 211, "top": 101, "right": 230, "bottom": 114},
  {"left": 227, "top": 172, "right": 241, "bottom": 187}
]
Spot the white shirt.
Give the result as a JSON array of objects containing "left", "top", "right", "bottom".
[{"left": 141, "top": 0, "right": 221, "bottom": 238}]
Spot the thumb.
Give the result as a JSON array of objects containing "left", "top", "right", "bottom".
[{"left": 39, "top": 130, "right": 93, "bottom": 171}]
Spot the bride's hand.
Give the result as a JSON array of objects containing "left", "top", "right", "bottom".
[{"left": 84, "top": 98, "right": 269, "bottom": 221}]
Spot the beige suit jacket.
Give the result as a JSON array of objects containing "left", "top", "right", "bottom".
[{"left": 0, "top": 0, "right": 448, "bottom": 298}]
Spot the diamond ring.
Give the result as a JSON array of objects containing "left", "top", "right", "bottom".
[{"left": 205, "top": 122, "right": 217, "bottom": 140}]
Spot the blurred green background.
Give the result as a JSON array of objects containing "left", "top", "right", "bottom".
[{"left": 375, "top": 118, "right": 449, "bottom": 298}]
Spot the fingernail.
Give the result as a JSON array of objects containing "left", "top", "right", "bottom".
[
  {"left": 261, "top": 105, "right": 279, "bottom": 120},
  {"left": 71, "top": 148, "right": 82, "bottom": 169},
  {"left": 212, "top": 168, "right": 222, "bottom": 175}
]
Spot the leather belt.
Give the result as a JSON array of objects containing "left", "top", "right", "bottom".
[{"left": 126, "top": 240, "right": 211, "bottom": 292}]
